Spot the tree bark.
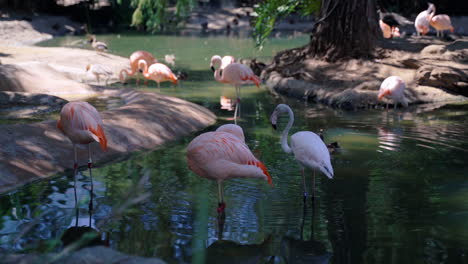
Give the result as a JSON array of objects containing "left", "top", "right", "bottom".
[
  {"left": 264, "top": 0, "right": 380, "bottom": 78},
  {"left": 308, "top": 0, "right": 380, "bottom": 61}
]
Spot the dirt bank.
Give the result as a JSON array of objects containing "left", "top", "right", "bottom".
[
  {"left": 264, "top": 37, "right": 468, "bottom": 110},
  {"left": 0, "top": 88, "right": 216, "bottom": 194}
]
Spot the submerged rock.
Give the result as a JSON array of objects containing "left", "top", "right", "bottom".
[{"left": 1, "top": 246, "right": 166, "bottom": 264}]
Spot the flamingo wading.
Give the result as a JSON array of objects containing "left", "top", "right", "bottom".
[
  {"left": 186, "top": 124, "right": 272, "bottom": 213},
  {"left": 210, "top": 55, "right": 260, "bottom": 123},
  {"left": 378, "top": 76, "right": 408, "bottom": 110},
  {"left": 270, "top": 104, "right": 333, "bottom": 201},
  {"left": 138, "top": 60, "right": 178, "bottom": 89},
  {"left": 119, "top": 50, "right": 158, "bottom": 85},
  {"left": 57, "top": 101, "right": 108, "bottom": 211}
]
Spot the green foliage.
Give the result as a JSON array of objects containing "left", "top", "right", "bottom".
[
  {"left": 253, "top": 0, "right": 320, "bottom": 49},
  {"left": 129, "top": 0, "right": 195, "bottom": 32}
]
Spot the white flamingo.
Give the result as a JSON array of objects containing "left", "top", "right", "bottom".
[{"left": 270, "top": 104, "right": 334, "bottom": 201}]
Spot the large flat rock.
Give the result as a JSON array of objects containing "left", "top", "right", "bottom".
[{"left": 0, "top": 89, "right": 216, "bottom": 194}]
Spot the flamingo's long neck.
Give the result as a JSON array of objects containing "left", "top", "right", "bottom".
[
  {"left": 212, "top": 58, "right": 223, "bottom": 82},
  {"left": 281, "top": 107, "right": 294, "bottom": 154},
  {"left": 119, "top": 69, "right": 134, "bottom": 81},
  {"left": 139, "top": 60, "right": 150, "bottom": 78}
]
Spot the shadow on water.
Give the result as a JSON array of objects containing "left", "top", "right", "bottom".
[{"left": 1, "top": 34, "right": 468, "bottom": 263}]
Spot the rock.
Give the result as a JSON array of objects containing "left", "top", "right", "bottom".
[
  {"left": 0, "top": 92, "right": 67, "bottom": 109},
  {"left": 0, "top": 89, "right": 216, "bottom": 194},
  {"left": 420, "top": 45, "right": 447, "bottom": 56},
  {"left": 1, "top": 246, "right": 166, "bottom": 264},
  {"left": 0, "top": 91, "right": 68, "bottom": 120},
  {"left": 416, "top": 65, "right": 468, "bottom": 96},
  {"left": 399, "top": 58, "right": 422, "bottom": 69}
]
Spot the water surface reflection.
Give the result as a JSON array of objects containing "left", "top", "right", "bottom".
[{"left": 1, "top": 35, "right": 467, "bottom": 263}]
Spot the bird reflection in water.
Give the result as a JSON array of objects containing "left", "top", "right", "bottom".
[
  {"left": 220, "top": 96, "right": 236, "bottom": 111},
  {"left": 207, "top": 224, "right": 274, "bottom": 264},
  {"left": 61, "top": 184, "right": 108, "bottom": 249},
  {"left": 279, "top": 200, "right": 332, "bottom": 264}
]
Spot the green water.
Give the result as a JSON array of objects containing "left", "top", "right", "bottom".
[{"left": 1, "top": 34, "right": 468, "bottom": 263}]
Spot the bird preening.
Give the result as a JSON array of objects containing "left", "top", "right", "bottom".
[{"left": 186, "top": 124, "right": 272, "bottom": 214}]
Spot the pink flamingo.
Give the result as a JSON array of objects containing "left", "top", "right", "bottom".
[
  {"left": 415, "top": 3, "right": 435, "bottom": 36},
  {"left": 270, "top": 104, "right": 333, "bottom": 202},
  {"left": 220, "top": 95, "right": 235, "bottom": 111},
  {"left": 119, "top": 50, "right": 158, "bottom": 85},
  {"left": 210, "top": 55, "right": 260, "bottom": 123},
  {"left": 378, "top": 76, "right": 408, "bottom": 110},
  {"left": 428, "top": 5, "right": 454, "bottom": 38},
  {"left": 138, "top": 60, "right": 178, "bottom": 89},
  {"left": 186, "top": 124, "right": 272, "bottom": 213},
  {"left": 57, "top": 101, "right": 108, "bottom": 210},
  {"left": 220, "top": 55, "right": 236, "bottom": 70},
  {"left": 379, "top": 20, "right": 400, "bottom": 39}
]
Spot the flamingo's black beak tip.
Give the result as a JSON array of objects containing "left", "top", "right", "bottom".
[
  {"left": 271, "top": 124, "right": 277, "bottom": 130},
  {"left": 210, "top": 66, "right": 215, "bottom": 72}
]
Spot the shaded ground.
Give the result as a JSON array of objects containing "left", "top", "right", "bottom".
[
  {"left": 0, "top": 11, "right": 83, "bottom": 46},
  {"left": 0, "top": 45, "right": 216, "bottom": 194},
  {"left": 263, "top": 37, "right": 468, "bottom": 110},
  {"left": 0, "top": 88, "right": 215, "bottom": 194}
]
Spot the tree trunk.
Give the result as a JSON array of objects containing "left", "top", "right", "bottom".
[
  {"left": 264, "top": 0, "right": 380, "bottom": 77},
  {"left": 308, "top": 0, "right": 380, "bottom": 61}
]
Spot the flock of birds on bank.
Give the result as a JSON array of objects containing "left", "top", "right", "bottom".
[
  {"left": 57, "top": 3, "right": 449, "bottom": 216},
  {"left": 379, "top": 3, "right": 454, "bottom": 39},
  {"left": 58, "top": 52, "right": 405, "bottom": 215}
]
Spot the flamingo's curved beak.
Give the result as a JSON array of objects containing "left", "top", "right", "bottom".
[
  {"left": 210, "top": 66, "right": 215, "bottom": 72},
  {"left": 272, "top": 124, "right": 277, "bottom": 130}
]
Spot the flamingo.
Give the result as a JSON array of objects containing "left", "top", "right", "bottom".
[
  {"left": 57, "top": 101, "right": 108, "bottom": 212},
  {"left": 119, "top": 50, "right": 158, "bottom": 85},
  {"left": 88, "top": 35, "right": 108, "bottom": 52},
  {"left": 210, "top": 55, "right": 260, "bottom": 123},
  {"left": 415, "top": 3, "right": 435, "bottom": 36},
  {"left": 220, "top": 96, "right": 235, "bottom": 111},
  {"left": 186, "top": 124, "right": 272, "bottom": 213},
  {"left": 86, "top": 64, "right": 113, "bottom": 85},
  {"left": 138, "top": 60, "right": 178, "bottom": 89},
  {"left": 270, "top": 104, "right": 333, "bottom": 202},
  {"left": 377, "top": 76, "right": 408, "bottom": 110},
  {"left": 428, "top": 5, "right": 454, "bottom": 38},
  {"left": 379, "top": 20, "right": 400, "bottom": 39}
]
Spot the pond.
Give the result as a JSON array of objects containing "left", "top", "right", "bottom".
[{"left": 1, "top": 33, "right": 468, "bottom": 263}]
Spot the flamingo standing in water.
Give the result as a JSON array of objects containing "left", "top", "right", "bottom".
[
  {"left": 138, "top": 60, "right": 178, "bottom": 89},
  {"left": 378, "top": 76, "right": 408, "bottom": 110},
  {"left": 415, "top": 3, "right": 435, "bottom": 36},
  {"left": 428, "top": 5, "right": 454, "bottom": 38},
  {"left": 57, "top": 101, "right": 108, "bottom": 211},
  {"left": 186, "top": 124, "right": 272, "bottom": 213},
  {"left": 270, "top": 104, "right": 333, "bottom": 202},
  {"left": 210, "top": 55, "right": 260, "bottom": 123},
  {"left": 119, "top": 50, "right": 158, "bottom": 85}
]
